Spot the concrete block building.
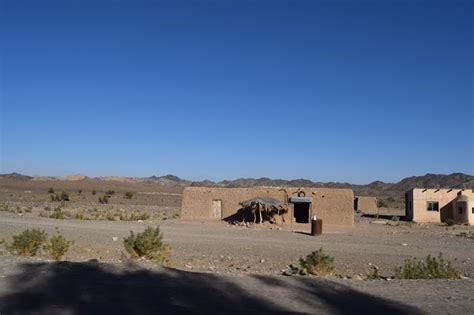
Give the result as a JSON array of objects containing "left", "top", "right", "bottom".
[
  {"left": 181, "top": 187, "right": 355, "bottom": 226},
  {"left": 405, "top": 188, "right": 474, "bottom": 225}
]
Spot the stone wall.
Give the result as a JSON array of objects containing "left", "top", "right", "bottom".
[{"left": 181, "top": 187, "right": 354, "bottom": 226}]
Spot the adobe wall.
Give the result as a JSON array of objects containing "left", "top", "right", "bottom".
[
  {"left": 181, "top": 187, "right": 285, "bottom": 221},
  {"left": 181, "top": 187, "right": 354, "bottom": 226},
  {"left": 409, "top": 188, "right": 464, "bottom": 223},
  {"left": 354, "top": 196, "right": 378, "bottom": 214},
  {"left": 453, "top": 190, "right": 474, "bottom": 225}
]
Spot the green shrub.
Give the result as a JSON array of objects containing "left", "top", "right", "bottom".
[
  {"left": 92, "top": 190, "right": 97, "bottom": 195},
  {"left": 106, "top": 190, "right": 115, "bottom": 196},
  {"left": 299, "top": 248, "right": 335, "bottom": 276},
  {"left": 48, "top": 187, "right": 55, "bottom": 194},
  {"left": 123, "top": 226, "right": 170, "bottom": 263},
  {"left": 50, "top": 207, "right": 66, "bottom": 219},
  {"left": 7, "top": 229, "right": 48, "bottom": 256},
  {"left": 394, "top": 254, "right": 460, "bottom": 279},
  {"left": 48, "top": 233, "right": 72, "bottom": 260},
  {"left": 445, "top": 219, "right": 455, "bottom": 226},
  {"left": 124, "top": 192, "right": 133, "bottom": 199}
]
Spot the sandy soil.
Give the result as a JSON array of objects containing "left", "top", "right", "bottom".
[
  {"left": 0, "top": 212, "right": 473, "bottom": 277},
  {"left": 0, "top": 185, "right": 473, "bottom": 313}
]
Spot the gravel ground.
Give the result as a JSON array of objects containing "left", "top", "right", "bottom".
[
  {"left": 0, "top": 257, "right": 472, "bottom": 314},
  {"left": 0, "top": 212, "right": 473, "bottom": 277},
  {"left": 0, "top": 213, "right": 473, "bottom": 313}
]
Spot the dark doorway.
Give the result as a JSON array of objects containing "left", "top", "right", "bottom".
[{"left": 294, "top": 203, "right": 310, "bottom": 223}]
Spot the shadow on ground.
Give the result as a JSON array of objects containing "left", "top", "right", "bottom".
[{"left": 0, "top": 261, "right": 423, "bottom": 314}]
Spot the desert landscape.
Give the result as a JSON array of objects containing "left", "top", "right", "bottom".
[
  {"left": 0, "top": 172, "right": 473, "bottom": 313},
  {"left": 2, "top": 1, "right": 472, "bottom": 313}
]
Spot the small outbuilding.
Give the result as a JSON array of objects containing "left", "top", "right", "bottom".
[
  {"left": 181, "top": 187, "right": 355, "bottom": 227},
  {"left": 405, "top": 188, "right": 474, "bottom": 225}
]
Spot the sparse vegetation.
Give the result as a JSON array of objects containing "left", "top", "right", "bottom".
[
  {"left": 99, "top": 195, "right": 109, "bottom": 204},
  {"left": 49, "top": 207, "right": 67, "bottom": 219},
  {"left": 78, "top": 189, "right": 82, "bottom": 195},
  {"left": 50, "top": 191, "right": 70, "bottom": 202},
  {"left": 6, "top": 229, "right": 48, "bottom": 256},
  {"left": 394, "top": 254, "right": 460, "bottom": 279},
  {"left": 124, "top": 192, "right": 133, "bottom": 199},
  {"left": 123, "top": 226, "right": 170, "bottom": 263},
  {"left": 391, "top": 216, "right": 400, "bottom": 222},
  {"left": 120, "top": 212, "right": 150, "bottom": 221},
  {"left": 106, "top": 190, "right": 115, "bottom": 196},
  {"left": 48, "top": 232, "right": 72, "bottom": 260},
  {"left": 377, "top": 199, "right": 388, "bottom": 208},
  {"left": 92, "top": 190, "right": 97, "bottom": 195},
  {"left": 48, "top": 187, "right": 55, "bottom": 194},
  {"left": 299, "top": 248, "right": 335, "bottom": 276}
]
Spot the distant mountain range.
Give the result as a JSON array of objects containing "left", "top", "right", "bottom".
[{"left": 1, "top": 172, "right": 473, "bottom": 197}]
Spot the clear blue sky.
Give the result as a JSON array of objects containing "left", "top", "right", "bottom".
[{"left": 1, "top": 0, "right": 473, "bottom": 184}]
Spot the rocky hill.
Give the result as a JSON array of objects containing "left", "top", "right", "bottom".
[{"left": 1, "top": 172, "right": 472, "bottom": 198}]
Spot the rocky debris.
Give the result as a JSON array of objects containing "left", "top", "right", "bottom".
[{"left": 282, "top": 264, "right": 299, "bottom": 276}]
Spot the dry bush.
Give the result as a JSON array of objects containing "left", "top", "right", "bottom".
[
  {"left": 123, "top": 226, "right": 170, "bottom": 264},
  {"left": 7, "top": 229, "right": 48, "bottom": 256},
  {"left": 48, "top": 232, "right": 72, "bottom": 260},
  {"left": 49, "top": 207, "right": 67, "bottom": 219},
  {"left": 394, "top": 254, "right": 460, "bottom": 279},
  {"left": 299, "top": 248, "right": 335, "bottom": 276}
]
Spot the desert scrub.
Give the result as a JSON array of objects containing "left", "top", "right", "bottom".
[
  {"left": 123, "top": 226, "right": 171, "bottom": 264},
  {"left": 7, "top": 229, "right": 48, "bottom": 256},
  {"left": 49, "top": 207, "right": 67, "bottom": 219},
  {"left": 99, "top": 195, "right": 109, "bottom": 204},
  {"left": 92, "top": 190, "right": 97, "bottom": 195},
  {"left": 299, "top": 248, "right": 335, "bottom": 276},
  {"left": 48, "top": 187, "right": 55, "bottom": 194},
  {"left": 51, "top": 192, "right": 70, "bottom": 202},
  {"left": 48, "top": 232, "right": 72, "bottom": 260},
  {"left": 120, "top": 212, "right": 150, "bottom": 221},
  {"left": 394, "top": 254, "right": 460, "bottom": 279},
  {"left": 0, "top": 203, "right": 9, "bottom": 212},
  {"left": 124, "top": 192, "right": 133, "bottom": 199},
  {"left": 377, "top": 199, "right": 387, "bottom": 208}
]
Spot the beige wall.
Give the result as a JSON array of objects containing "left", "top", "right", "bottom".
[
  {"left": 181, "top": 187, "right": 354, "bottom": 226},
  {"left": 454, "top": 191, "right": 474, "bottom": 225},
  {"left": 406, "top": 188, "right": 473, "bottom": 225},
  {"left": 354, "top": 196, "right": 378, "bottom": 214}
]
